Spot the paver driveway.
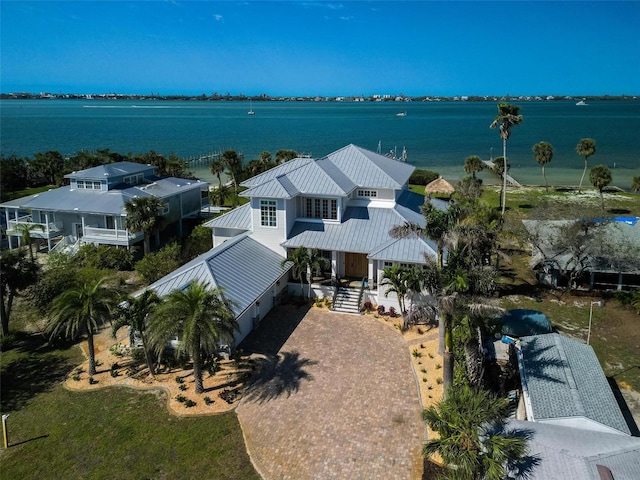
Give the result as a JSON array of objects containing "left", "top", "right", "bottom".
[{"left": 236, "top": 305, "right": 424, "bottom": 480}]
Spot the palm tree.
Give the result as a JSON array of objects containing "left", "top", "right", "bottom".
[
  {"left": 631, "top": 175, "right": 640, "bottom": 193},
  {"left": 305, "top": 249, "right": 330, "bottom": 299},
  {"left": 490, "top": 103, "right": 523, "bottom": 216},
  {"left": 390, "top": 202, "right": 461, "bottom": 270},
  {"left": 13, "top": 222, "right": 45, "bottom": 262},
  {"left": 422, "top": 384, "right": 529, "bottom": 480},
  {"left": 464, "top": 155, "right": 484, "bottom": 180},
  {"left": 222, "top": 150, "right": 243, "bottom": 195},
  {"left": 380, "top": 264, "right": 410, "bottom": 319},
  {"left": 281, "top": 246, "right": 309, "bottom": 297},
  {"left": 124, "top": 196, "right": 166, "bottom": 255},
  {"left": 532, "top": 141, "right": 554, "bottom": 193},
  {"left": 590, "top": 164, "right": 612, "bottom": 212},
  {"left": 210, "top": 160, "right": 225, "bottom": 189},
  {"left": 148, "top": 281, "right": 238, "bottom": 393},
  {"left": 46, "top": 277, "right": 119, "bottom": 376},
  {"left": 0, "top": 249, "right": 40, "bottom": 337},
  {"left": 210, "top": 183, "right": 230, "bottom": 207},
  {"left": 112, "top": 290, "right": 161, "bottom": 377},
  {"left": 576, "top": 138, "right": 596, "bottom": 193}
]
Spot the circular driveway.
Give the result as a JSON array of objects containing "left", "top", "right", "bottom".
[{"left": 236, "top": 306, "right": 424, "bottom": 480}]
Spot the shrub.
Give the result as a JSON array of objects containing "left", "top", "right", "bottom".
[
  {"left": 420, "top": 368, "right": 427, "bottom": 374},
  {"left": 362, "top": 301, "right": 374, "bottom": 312},
  {"left": 175, "top": 395, "right": 186, "bottom": 403},
  {"left": 422, "top": 377, "right": 427, "bottom": 382},
  {"left": 88, "top": 376, "right": 98, "bottom": 385},
  {"left": 409, "top": 169, "right": 439, "bottom": 186},
  {"left": 377, "top": 305, "right": 386, "bottom": 315},
  {"left": 110, "top": 363, "right": 120, "bottom": 378},
  {"left": 184, "top": 399, "right": 197, "bottom": 408},
  {"left": 436, "top": 377, "right": 443, "bottom": 385},
  {"left": 135, "top": 242, "right": 181, "bottom": 284},
  {"left": 412, "top": 349, "right": 422, "bottom": 358},
  {"left": 72, "top": 374, "right": 81, "bottom": 382},
  {"left": 435, "top": 363, "right": 442, "bottom": 369},
  {"left": 179, "top": 384, "right": 187, "bottom": 391},
  {"left": 76, "top": 244, "right": 134, "bottom": 271},
  {"left": 389, "top": 306, "right": 397, "bottom": 317},
  {"left": 204, "top": 396, "right": 214, "bottom": 405},
  {"left": 175, "top": 376, "right": 184, "bottom": 384}
]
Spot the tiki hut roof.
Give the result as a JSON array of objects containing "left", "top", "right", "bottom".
[{"left": 424, "top": 177, "right": 455, "bottom": 195}]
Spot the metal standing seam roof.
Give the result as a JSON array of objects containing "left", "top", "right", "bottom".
[
  {"left": 203, "top": 203, "right": 252, "bottom": 230},
  {"left": 240, "top": 157, "right": 314, "bottom": 188},
  {"left": 134, "top": 177, "right": 208, "bottom": 199},
  {"left": 282, "top": 205, "right": 426, "bottom": 256},
  {"left": 64, "top": 161, "right": 156, "bottom": 180},
  {"left": 519, "top": 333, "right": 630, "bottom": 435},
  {"left": 146, "top": 234, "right": 290, "bottom": 317},
  {"left": 368, "top": 235, "right": 437, "bottom": 263}
]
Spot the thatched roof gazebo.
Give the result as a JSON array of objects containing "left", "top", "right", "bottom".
[{"left": 424, "top": 177, "right": 455, "bottom": 198}]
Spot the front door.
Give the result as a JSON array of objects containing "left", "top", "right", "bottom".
[{"left": 345, "top": 252, "right": 368, "bottom": 278}]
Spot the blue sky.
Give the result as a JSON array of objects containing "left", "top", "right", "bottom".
[{"left": 1, "top": 1, "right": 639, "bottom": 96}]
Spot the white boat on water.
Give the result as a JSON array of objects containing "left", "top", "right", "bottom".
[
  {"left": 396, "top": 111, "right": 407, "bottom": 117},
  {"left": 248, "top": 100, "right": 255, "bottom": 115},
  {"left": 576, "top": 100, "right": 588, "bottom": 106}
]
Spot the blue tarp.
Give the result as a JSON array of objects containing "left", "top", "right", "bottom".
[{"left": 500, "top": 309, "right": 552, "bottom": 337}]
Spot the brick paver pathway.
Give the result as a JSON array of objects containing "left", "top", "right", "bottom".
[{"left": 236, "top": 306, "right": 424, "bottom": 480}]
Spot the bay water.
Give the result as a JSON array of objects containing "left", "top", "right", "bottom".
[{"left": 1, "top": 99, "right": 638, "bottom": 189}]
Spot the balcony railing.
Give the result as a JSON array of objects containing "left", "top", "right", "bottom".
[
  {"left": 7, "top": 216, "right": 63, "bottom": 237},
  {"left": 83, "top": 226, "right": 143, "bottom": 243}
]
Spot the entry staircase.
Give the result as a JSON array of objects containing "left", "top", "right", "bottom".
[{"left": 332, "top": 277, "right": 366, "bottom": 314}]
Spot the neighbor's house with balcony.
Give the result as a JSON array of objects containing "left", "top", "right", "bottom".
[
  {"left": 1, "top": 162, "right": 209, "bottom": 253},
  {"left": 204, "top": 144, "right": 439, "bottom": 313}
]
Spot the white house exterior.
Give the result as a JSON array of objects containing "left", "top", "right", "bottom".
[
  {"left": 205, "top": 144, "right": 439, "bottom": 312},
  {"left": 1, "top": 162, "right": 209, "bottom": 252}
]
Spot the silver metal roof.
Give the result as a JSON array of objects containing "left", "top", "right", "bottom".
[
  {"left": 65, "top": 161, "right": 156, "bottom": 180},
  {"left": 204, "top": 203, "right": 252, "bottom": 230},
  {"left": 507, "top": 420, "right": 640, "bottom": 480},
  {"left": 520, "top": 333, "right": 630, "bottom": 434},
  {"left": 146, "top": 234, "right": 290, "bottom": 317},
  {"left": 240, "top": 144, "right": 414, "bottom": 199},
  {"left": 282, "top": 205, "right": 426, "bottom": 256},
  {"left": 368, "top": 235, "right": 437, "bottom": 263}
]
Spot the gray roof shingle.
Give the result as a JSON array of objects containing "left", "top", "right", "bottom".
[{"left": 520, "top": 333, "right": 630, "bottom": 434}]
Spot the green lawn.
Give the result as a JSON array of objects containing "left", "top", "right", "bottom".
[{"left": 0, "top": 334, "right": 259, "bottom": 480}]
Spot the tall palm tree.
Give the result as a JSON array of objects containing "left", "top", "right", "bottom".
[
  {"left": 490, "top": 103, "right": 523, "bottom": 216},
  {"left": 464, "top": 155, "right": 484, "bottom": 180},
  {"left": 576, "top": 138, "right": 596, "bottom": 193},
  {"left": 124, "top": 196, "right": 166, "bottom": 255},
  {"left": 222, "top": 150, "right": 243, "bottom": 195},
  {"left": 423, "top": 384, "right": 529, "bottom": 480},
  {"left": 210, "top": 160, "right": 225, "bottom": 189},
  {"left": 13, "top": 222, "right": 45, "bottom": 262},
  {"left": 281, "top": 246, "right": 309, "bottom": 297},
  {"left": 532, "top": 141, "right": 554, "bottom": 193},
  {"left": 112, "top": 290, "right": 162, "bottom": 377},
  {"left": 46, "top": 277, "right": 119, "bottom": 376},
  {"left": 148, "top": 281, "right": 238, "bottom": 393},
  {"left": 589, "top": 164, "right": 612, "bottom": 213}
]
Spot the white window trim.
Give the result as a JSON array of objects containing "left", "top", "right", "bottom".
[{"left": 260, "top": 200, "right": 277, "bottom": 228}]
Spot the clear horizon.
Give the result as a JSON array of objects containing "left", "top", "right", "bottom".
[{"left": 1, "top": 1, "right": 639, "bottom": 97}]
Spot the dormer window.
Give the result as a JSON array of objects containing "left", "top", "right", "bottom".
[
  {"left": 260, "top": 200, "right": 277, "bottom": 227},
  {"left": 75, "top": 180, "right": 104, "bottom": 190},
  {"left": 357, "top": 189, "right": 377, "bottom": 198},
  {"left": 304, "top": 198, "right": 337, "bottom": 220},
  {"left": 124, "top": 173, "right": 144, "bottom": 185}
]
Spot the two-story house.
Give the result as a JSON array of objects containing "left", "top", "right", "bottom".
[
  {"left": 1, "top": 161, "right": 209, "bottom": 252},
  {"left": 205, "top": 144, "right": 438, "bottom": 312}
]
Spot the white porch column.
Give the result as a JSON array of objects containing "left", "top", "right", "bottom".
[
  {"left": 331, "top": 251, "right": 338, "bottom": 279},
  {"left": 45, "top": 212, "right": 52, "bottom": 251},
  {"left": 367, "top": 259, "right": 374, "bottom": 288}
]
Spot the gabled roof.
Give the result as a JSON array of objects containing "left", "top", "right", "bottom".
[
  {"left": 204, "top": 203, "right": 252, "bottom": 231},
  {"left": 146, "top": 234, "right": 290, "bottom": 317},
  {"left": 239, "top": 144, "right": 414, "bottom": 199},
  {"left": 282, "top": 205, "right": 427, "bottom": 257},
  {"left": 64, "top": 161, "right": 156, "bottom": 180},
  {"left": 519, "top": 333, "right": 630, "bottom": 435},
  {"left": 507, "top": 420, "right": 640, "bottom": 480},
  {"left": 368, "top": 235, "right": 438, "bottom": 264}
]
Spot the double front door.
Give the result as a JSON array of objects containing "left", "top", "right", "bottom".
[{"left": 345, "top": 252, "right": 368, "bottom": 278}]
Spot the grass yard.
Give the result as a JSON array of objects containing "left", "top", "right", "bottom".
[{"left": 0, "top": 334, "right": 259, "bottom": 480}]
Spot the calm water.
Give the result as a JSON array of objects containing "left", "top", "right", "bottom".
[{"left": 1, "top": 99, "right": 639, "bottom": 188}]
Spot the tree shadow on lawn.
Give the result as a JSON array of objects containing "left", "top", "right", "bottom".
[
  {"left": 1, "top": 332, "right": 77, "bottom": 413},
  {"left": 242, "top": 350, "right": 316, "bottom": 404}
]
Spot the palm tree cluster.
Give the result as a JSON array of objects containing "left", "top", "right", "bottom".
[
  {"left": 280, "top": 246, "right": 329, "bottom": 299},
  {"left": 46, "top": 278, "right": 238, "bottom": 392}
]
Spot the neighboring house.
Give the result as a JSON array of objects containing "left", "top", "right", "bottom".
[
  {"left": 204, "top": 144, "right": 439, "bottom": 311},
  {"left": 1, "top": 162, "right": 209, "bottom": 252},
  {"left": 523, "top": 217, "right": 640, "bottom": 291},
  {"left": 142, "top": 233, "right": 291, "bottom": 348},
  {"left": 517, "top": 332, "right": 630, "bottom": 436},
  {"left": 509, "top": 332, "right": 640, "bottom": 478}
]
